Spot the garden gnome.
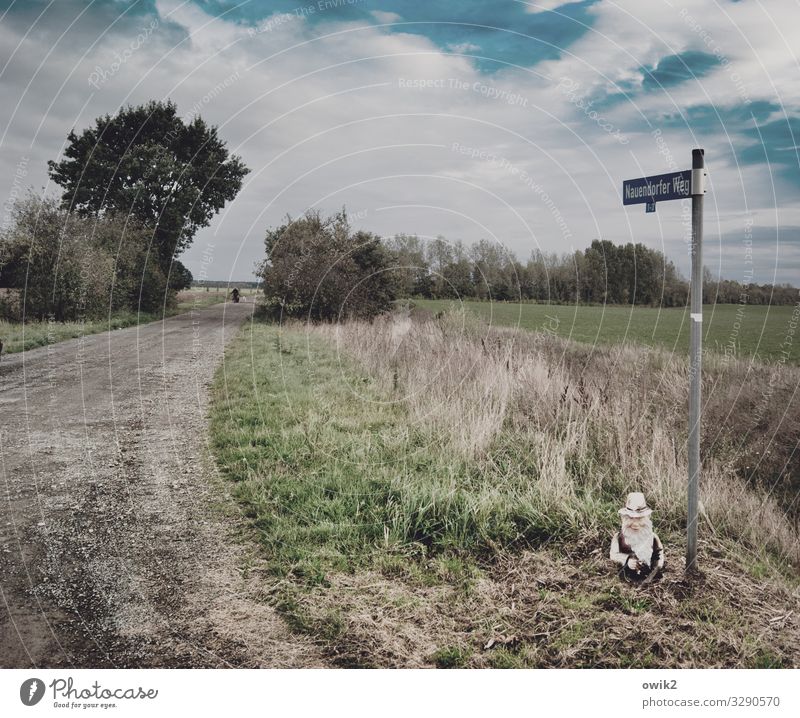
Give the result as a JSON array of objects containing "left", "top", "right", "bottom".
[{"left": 610, "top": 492, "right": 664, "bottom": 582}]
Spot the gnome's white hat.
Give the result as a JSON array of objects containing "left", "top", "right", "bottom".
[{"left": 619, "top": 492, "right": 653, "bottom": 518}]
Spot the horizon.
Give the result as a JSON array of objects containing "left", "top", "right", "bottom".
[{"left": 198, "top": 224, "right": 799, "bottom": 289}]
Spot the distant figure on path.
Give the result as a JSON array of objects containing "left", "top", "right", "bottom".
[
  {"left": 610, "top": 492, "right": 665, "bottom": 582},
  {"left": 231, "top": 288, "right": 240, "bottom": 303}
]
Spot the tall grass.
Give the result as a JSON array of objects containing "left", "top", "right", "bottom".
[
  {"left": 210, "top": 313, "right": 800, "bottom": 666},
  {"left": 311, "top": 309, "right": 800, "bottom": 566}
]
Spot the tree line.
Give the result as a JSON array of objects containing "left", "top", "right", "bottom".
[
  {"left": 386, "top": 235, "right": 797, "bottom": 306},
  {"left": 259, "top": 210, "right": 798, "bottom": 321},
  {"left": 1, "top": 100, "right": 247, "bottom": 322}
]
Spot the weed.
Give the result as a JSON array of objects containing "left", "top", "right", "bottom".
[{"left": 431, "top": 646, "right": 471, "bottom": 668}]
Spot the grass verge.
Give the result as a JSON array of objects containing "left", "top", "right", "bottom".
[
  {"left": 209, "top": 318, "right": 800, "bottom": 667},
  {"left": 0, "top": 289, "right": 232, "bottom": 355},
  {"left": 0, "top": 310, "right": 174, "bottom": 355}
]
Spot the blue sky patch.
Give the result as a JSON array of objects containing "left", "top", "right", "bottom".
[
  {"left": 0, "top": 0, "right": 599, "bottom": 73},
  {"left": 193, "top": 0, "right": 601, "bottom": 72},
  {"left": 641, "top": 51, "right": 718, "bottom": 91},
  {"left": 738, "top": 115, "right": 800, "bottom": 186},
  {"left": 657, "top": 101, "right": 779, "bottom": 131}
]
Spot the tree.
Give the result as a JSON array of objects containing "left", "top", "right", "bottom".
[
  {"left": 1, "top": 196, "right": 111, "bottom": 321},
  {"left": 0, "top": 195, "right": 175, "bottom": 321},
  {"left": 259, "top": 209, "right": 399, "bottom": 321},
  {"left": 48, "top": 100, "right": 248, "bottom": 269},
  {"left": 385, "top": 234, "right": 431, "bottom": 297},
  {"left": 469, "top": 239, "right": 517, "bottom": 300}
]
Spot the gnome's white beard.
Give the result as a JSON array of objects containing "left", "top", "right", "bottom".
[{"left": 622, "top": 517, "right": 654, "bottom": 564}]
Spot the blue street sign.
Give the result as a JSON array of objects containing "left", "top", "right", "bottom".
[
  {"left": 623, "top": 170, "right": 692, "bottom": 205},
  {"left": 645, "top": 201, "right": 656, "bottom": 213}
]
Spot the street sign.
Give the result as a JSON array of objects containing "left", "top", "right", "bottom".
[
  {"left": 621, "top": 150, "right": 707, "bottom": 575},
  {"left": 622, "top": 169, "right": 692, "bottom": 205}
]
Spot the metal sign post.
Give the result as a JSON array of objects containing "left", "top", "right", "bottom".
[
  {"left": 623, "top": 149, "right": 706, "bottom": 573},
  {"left": 686, "top": 148, "right": 705, "bottom": 571}
]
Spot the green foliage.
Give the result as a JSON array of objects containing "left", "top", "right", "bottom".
[
  {"left": 208, "top": 324, "right": 614, "bottom": 579},
  {"left": 168, "top": 261, "right": 194, "bottom": 293},
  {"left": 0, "top": 195, "right": 178, "bottom": 320},
  {"left": 209, "top": 320, "right": 800, "bottom": 668},
  {"left": 488, "top": 648, "right": 529, "bottom": 668},
  {"left": 431, "top": 646, "right": 471, "bottom": 668},
  {"left": 379, "top": 235, "right": 797, "bottom": 307},
  {"left": 48, "top": 99, "right": 248, "bottom": 268},
  {"left": 259, "top": 209, "right": 400, "bottom": 321}
]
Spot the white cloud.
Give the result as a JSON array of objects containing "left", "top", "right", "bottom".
[
  {"left": 447, "top": 42, "right": 481, "bottom": 54},
  {"left": 370, "top": 10, "right": 402, "bottom": 24},
  {"left": 523, "top": 1, "right": 572, "bottom": 14},
  {"left": 0, "top": 0, "right": 797, "bottom": 284}
]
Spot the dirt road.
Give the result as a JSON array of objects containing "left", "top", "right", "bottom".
[{"left": 0, "top": 303, "right": 323, "bottom": 668}]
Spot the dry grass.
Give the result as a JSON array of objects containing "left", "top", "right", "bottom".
[
  {"left": 211, "top": 309, "right": 800, "bottom": 667},
  {"left": 276, "top": 538, "right": 800, "bottom": 668},
  {"left": 313, "top": 309, "right": 800, "bottom": 567}
]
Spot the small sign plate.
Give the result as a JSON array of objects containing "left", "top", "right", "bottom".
[
  {"left": 623, "top": 170, "right": 692, "bottom": 205},
  {"left": 645, "top": 201, "right": 656, "bottom": 213}
]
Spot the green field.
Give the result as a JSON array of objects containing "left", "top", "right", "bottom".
[{"left": 415, "top": 300, "right": 799, "bottom": 365}]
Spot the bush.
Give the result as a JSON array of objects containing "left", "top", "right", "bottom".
[
  {"left": 258, "top": 209, "right": 400, "bottom": 321},
  {"left": 0, "top": 289, "right": 19, "bottom": 321},
  {"left": 0, "top": 195, "right": 181, "bottom": 320}
]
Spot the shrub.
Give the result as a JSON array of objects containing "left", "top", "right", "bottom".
[
  {"left": 258, "top": 209, "right": 400, "bottom": 321},
  {"left": 0, "top": 195, "right": 180, "bottom": 320}
]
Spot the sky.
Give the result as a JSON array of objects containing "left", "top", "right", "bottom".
[{"left": 0, "top": 0, "right": 798, "bottom": 285}]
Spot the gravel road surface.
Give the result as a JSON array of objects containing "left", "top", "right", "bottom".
[{"left": 0, "top": 303, "right": 323, "bottom": 668}]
